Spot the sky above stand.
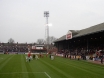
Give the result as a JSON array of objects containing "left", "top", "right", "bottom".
[{"left": 0, "top": 0, "right": 104, "bottom": 43}]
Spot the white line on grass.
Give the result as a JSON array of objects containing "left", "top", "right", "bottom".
[
  {"left": 0, "top": 72, "right": 44, "bottom": 74},
  {"left": 44, "top": 72, "right": 51, "bottom": 78},
  {"left": 14, "top": 72, "right": 44, "bottom": 73},
  {"left": 0, "top": 72, "right": 52, "bottom": 78}
]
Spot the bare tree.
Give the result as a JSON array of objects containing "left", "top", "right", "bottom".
[
  {"left": 37, "top": 39, "right": 45, "bottom": 44},
  {"left": 49, "top": 36, "right": 57, "bottom": 44},
  {"left": 44, "top": 36, "right": 57, "bottom": 49},
  {"left": 8, "top": 38, "right": 14, "bottom": 43}
]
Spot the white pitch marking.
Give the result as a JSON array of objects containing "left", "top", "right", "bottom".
[
  {"left": 0, "top": 72, "right": 44, "bottom": 74},
  {"left": 0, "top": 72, "right": 52, "bottom": 78},
  {"left": 44, "top": 72, "right": 51, "bottom": 78}
]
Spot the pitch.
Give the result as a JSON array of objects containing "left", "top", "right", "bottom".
[{"left": 0, "top": 54, "right": 104, "bottom": 78}]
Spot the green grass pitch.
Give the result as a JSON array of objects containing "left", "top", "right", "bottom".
[{"left": 0, "top": 54, "right": 104, "bottom": 78}]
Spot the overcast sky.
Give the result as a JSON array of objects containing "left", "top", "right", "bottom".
[{"left": 0, "top": 0, "right": 104, "bottom": 43}]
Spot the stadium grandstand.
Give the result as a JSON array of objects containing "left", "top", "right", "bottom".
[
  {"left": 0, "top": 42, "right": 47, "bottom": 54},
  {"left": 54, "top": 22, "right": 104, "bottom": 62}
]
